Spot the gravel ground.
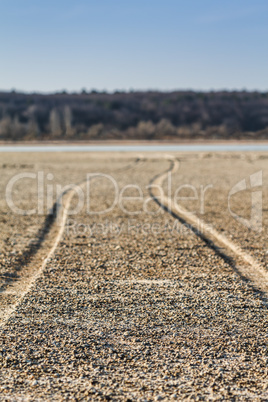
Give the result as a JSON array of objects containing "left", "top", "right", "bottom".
[
  {"left": 0, "top": 152, "right": 267, "bottom": 401},
  {"left": 0, "top": 160, "right": 45, "bottom": 290},
  {"left": 164, "top": 153, "right": 268, "bottom": 271}
]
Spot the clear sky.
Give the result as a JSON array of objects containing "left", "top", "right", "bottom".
[{"left": 0, "top": 0, "right": 267, "bottom": 93}]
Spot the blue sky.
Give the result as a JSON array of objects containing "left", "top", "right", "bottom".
[{"left": 0, "top": 0, "right": 267, "bottom": 93}]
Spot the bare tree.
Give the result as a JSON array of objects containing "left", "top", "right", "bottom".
[
  {"left": 63, "top": 106, "right": 73, "bottom": 137},
  {"left": 49, "top": 108, "right": 62, "bottom": 138}
]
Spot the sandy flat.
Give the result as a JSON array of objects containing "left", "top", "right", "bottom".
[{"left": 0, "top": 152, "right": 267, "bottom": 401}]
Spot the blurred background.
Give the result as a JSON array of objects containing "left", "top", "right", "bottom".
[{"left": 0, "top": 0, "right": 268, "bottom": 142}]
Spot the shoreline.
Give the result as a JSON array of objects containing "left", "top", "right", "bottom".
[{"left": 1, "top": 139, "right": 268, "bottom": 147}]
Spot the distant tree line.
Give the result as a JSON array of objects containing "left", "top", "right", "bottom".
[{"left": 0, "top": 90, "right": 268, "bottom": 141}]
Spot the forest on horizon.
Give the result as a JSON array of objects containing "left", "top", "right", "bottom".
[{"left": 0, "top": 90, "right": 268, "bottom": 141}]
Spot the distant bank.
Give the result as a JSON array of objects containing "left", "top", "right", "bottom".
[{"left": 0, "top": 90, "right": 268, "bottom": 142}]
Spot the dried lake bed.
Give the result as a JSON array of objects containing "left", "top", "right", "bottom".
[{"left": 0, "top": 151, "right": 267, "bottom": 401}]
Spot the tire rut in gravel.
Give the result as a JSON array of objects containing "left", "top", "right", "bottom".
[
  {"left": 0, "top": 157, "right": 143, "bottom": 326},
  {"left": 150, "top": 156, "right": 268, "bottom": 296}
]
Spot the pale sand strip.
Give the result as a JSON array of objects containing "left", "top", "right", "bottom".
[{"left": 150, "top": 156, "right": 268, "bottom": 294}]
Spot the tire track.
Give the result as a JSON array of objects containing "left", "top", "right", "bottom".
[
  {"left": 149, "top": 156, "right": 268, "bottom": 295},
  {"left": 0, "top": 156, "right": 143, "bottom": 326}
]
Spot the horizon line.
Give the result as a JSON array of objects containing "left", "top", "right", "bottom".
[{"left": 1, "top": 88, "right": 268, "bottom": 96}]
